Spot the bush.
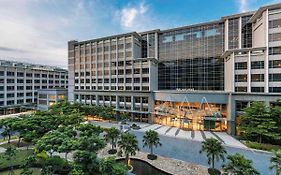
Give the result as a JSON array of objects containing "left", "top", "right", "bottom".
[
  {"left": 208, "top": 168, "right": 221, "bottom": 175},
  {"left": 243, "top": 141, "right": 281, "bottom": 151},
  {"left": 147, "top": 154, "right": 157, "bottom": 160},
  {"left": 108, "top": 149, "right": 117, "bottom": 155}
]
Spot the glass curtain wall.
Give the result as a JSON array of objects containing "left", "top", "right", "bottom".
[{"left": 158, "top": 23, "right": 225, "bottom": 90}]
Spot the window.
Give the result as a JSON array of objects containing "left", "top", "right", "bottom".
[
  {"left": 235, "top": 87, "right": 247, "bottom": 92},
  {"left": 7, "top": 93, "right": 14, "bottom": 98},
  {"left": 7, "top": 79, "right": 14, "bottom": 83},
  {"left": 235, "top": 74, "right": 247, "bottom": 82},
  {"left": 236, "top": 101, "right": 248, "bottom": 111},
  {"left": 142, "top": 77, "right": 149, "bottom": 83},
  {"left": 142, "top": 68, "right": 149, "bottom": 74},
  {"left": 235, "top": 62, "right": 247, "bottom": 70},
  {"left": 269, "top": 87, "right": 281, "bottom": 93},
  {"left": 269, "top": 74, "right": 281, "bottom": 82},
  {"left": 269, "top": 19, "right": 281, "bottom": 29},
  {"left": 251, "top": 61, "right": 264, "bottom": 69},
  {"left": 251, "top": 74, "right": 264, "bottom": 82},
  {"left": 134, "top": 78, "right": 140, "bottom": 83},
  {"left": 17, "top": 79, "right": 24, "bottom": 83},
  {"left": 17, "top": 72, "right": 24, "bottom": 77},
  {"left": 7, "top": 86, "right": 14, "bottom": 91},
  {"left": 269, "top": 47, "right": 281, "bottom": 55},
  {"left": 17, "top": 86, "right": 24, "bottom": 90},
  {"left": 251, "top": 87, "right": 264, "bottom": 92},
  {"left": 269, "top": 33, "right": 281, "bottom": 42},
  {"left": 0, "top": 79, "right": 3, "bottom": 83},
  {"left": 0, "top": 71, "right": 4, "bottom": 76},
  {"left": 269, "top": 60, "right": 281, "bottom": 68},
  {"left": 163, "top": 36, "right": 173, "bottom": 43},
  {"left": 26, "top": 73, "right": 32, "bottom": 77},
  {"left": 7, "top": 72, "right": 14, "bottom": 76},
  {"left": 134, "top": 69, "right": 140, "bottom": 74}
]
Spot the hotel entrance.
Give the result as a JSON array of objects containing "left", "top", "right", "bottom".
[{"left": 153, "top": 100, "right": 227, "bottom": 132}]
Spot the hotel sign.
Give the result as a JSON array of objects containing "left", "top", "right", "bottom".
[{"left": 176, "top": 88, "right": 195, "bottom": 92}]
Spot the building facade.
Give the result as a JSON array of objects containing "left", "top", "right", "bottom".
[
  {"left": 0, "top": 60, "right": 68, "bottom": 115},
  {"left": 37, "top": 88, "right": 68, "bottom": 111},
  {"left": 68, "top": 3, "right": 281, "bottom": 135}
]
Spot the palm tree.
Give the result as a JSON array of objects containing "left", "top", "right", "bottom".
[
  {"left": 222, "top": 153, "right": 259, "bottom": 175},
  {"left": 199, "top": 138, "right": 227, "bottom": 171},
  {"left": 105, "top": 127, "right": 120, "bottom": 154},
  {"left": 270, "top": 150, "right": 281, "bottom": 175},
  {"left": 117, "top": 133, "right": 139, "bottom": 166},
  {"left": 143, "top": 130, "right": 161, "bottom": 160}
]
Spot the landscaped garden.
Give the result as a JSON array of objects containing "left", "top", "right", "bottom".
[
  {"left": 0, "top": 100, "right": 281, "bottom": 175},
  {"left": 0, "top": 101, "right": 166, "bottom": 175}
]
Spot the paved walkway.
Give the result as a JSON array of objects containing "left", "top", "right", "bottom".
[
  {"left": 91, "top": 121, "right": 274, "bottom": 175},
  {"left": 91, "top": 121, "right": 246, "bottom": 149}
]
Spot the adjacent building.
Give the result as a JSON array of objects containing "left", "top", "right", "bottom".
[
  {"left": 68, "top": 3, "right": 281, "bottom": 135},
  {"left": 0, "top": 59, "right": 68, "bottom": 115},
  {"left": 37, "top": 88, "right": 68, "bottom": 111}
]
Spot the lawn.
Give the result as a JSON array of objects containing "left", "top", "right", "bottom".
[
  {"left": 0, "top": 168, "right": 41, "bottom": 175},
  {"left": 0, "top": 140, "right": 32, "bottom": 149},
  {"left": 243, "top": 141, "right": 281, "bottom": 151},
  {"left": 0, "top": 136, "right": 18, "bottom": 144},
  {"left": 0, "top": 149, "right": 34, "bottom": 169}
]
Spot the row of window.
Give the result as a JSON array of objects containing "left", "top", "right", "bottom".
[
  {"left": 1, "top": 99, "right": 35, "bottom": 106},
  {"left": 75, "top": 86, "right": 149, "bottom": 91},
  {"left": 0, "top": 71, "right": 67, "bottom": 78},
  {"left": 0, "top": 85, "right": 67, "bottom": 91},
  {"left": 235, "top": 60, "right": 281, "bottom": 70},
  {"left": 0, "top": 79, "right": 67, "bottom": 84},
  {"left": 235, "top": 73, "right": 281, "bottom": 82},
  {"left": 75, "top": 68, "right": 149, "bottom": 77},
  {"left": 235, "top": 86, "right": 281, "bottom": 93},
  {"left": 0, "top": 92, "right": 35, "bottom": 98},
  {"left": 75, "top": 77, "right": 149, "bottom": 84}
]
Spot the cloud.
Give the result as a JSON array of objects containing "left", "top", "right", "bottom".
[
  {"left": 119, "top": 2, "right": 147, "bottom": 28},
  {"left": 238, "top": 0, "right": 248, "bottom": 12}
]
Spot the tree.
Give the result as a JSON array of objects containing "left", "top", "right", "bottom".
[
  {"left": 73, "top": 151, "right": 99, "bottom": 175},
  {"left": 105, "top": 127, "right": 120, "bottom": 154},
  {"left": 199, "top": 138, "right": 227, "bottom": 170},
  {"left": 222, "top": 153, "right": 259, "bottom": 175},
  {"left": 21, "top": 155, "right": 36, "bottom": 175},
  {"left": 99, "top": 156, "right": 127, "bottom": 175},
  {"left": 58, "top": 138, "right": 77, "bottom": 160},
  {"left": 118, "top": 133, "right": 139, "bottom": 166},
  {"left": 143, "top": 130, "right": 161, "bottom": 160},
  {"left": 270, "top": 150, "right": 281, "bottom": 175},
  {"left": 2, "top": 146, "right": 17, "bottom": 175},
  {"left": 0, "top": 118, "right": 18, "bottom": 144},
  {"left": 241, "top": 101, "right": 279, "bottom": 143},
  {"left": 77, "top": 135, "right": 106, "bottom": 152},
  {"left": 35, "top": 130, "right": 66, "bottom": 156},
  {"left": 41, "top": 156, "right": 72, "bottom": 175}
]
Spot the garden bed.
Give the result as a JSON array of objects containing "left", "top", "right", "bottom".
[{"left": 243, "top": 140, "right": 281, "bottom": 151}]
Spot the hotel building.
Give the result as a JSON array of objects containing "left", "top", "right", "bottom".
[
  {"left": 0, "top": 60, "right": 68, "bottom": 115},
  {"left": 68, "top": 3, "right": 281, "bottom": 135}
]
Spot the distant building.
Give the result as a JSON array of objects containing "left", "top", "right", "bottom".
[
  {"left": 68, "top": 3, "right": 281, "bottom": 135},
  {"left": 0, "top": 59, "right": 68, "bottom": 115},
  {"left": 37, "top": 88, "right": 68, "bottom": 111}
]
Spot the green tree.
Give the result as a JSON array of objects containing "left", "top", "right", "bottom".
[
  {"left": 21, "top": 155, "right": 36, "bottom": 175},
  {"left": 73, "top": 151, "right": 99, "bottom": 175},
  {"left": 0, "top": 118, "right": 18, "bottom": 143},
  {"left": 105, "top": 127, "right": 120, "bottom": 153},
  {"left": 222, "top": 153, "right": 259, "bottom": 175},
  {"left": 2, "top": 146, "right": 17, "bottom": 175},
  {"left": 35, "top": 130, "right": 66, "bottom": 156},
  {"left": 143, "top": 130, "right": 161, "bottom": 159},
  {"left": 58, "top": 138, "right": 77, "bottom": 160},
  {"left": 41, "top": 156, "right": 71, "bottom": 175},
  {"left": 118, "top": 133, "right": 139, "bottom": 166},
  {"left": 241, "top": 101, "right": 279, "bottom": 143},
  {"left": 99, "top": 156, "right": 127, "bottom": 175},
  {"left": 78, "top": 135, "right": 106, "bottom": 152},
  {"left": 270, "top": 150, "right": 281, "bottom": 175},
  {"left": 199, "top": 138, "right": 227, "bottom": 170}
]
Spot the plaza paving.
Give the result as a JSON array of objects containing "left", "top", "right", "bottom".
[{"left": 91, "top": 121, "right": 274, "bottom": 175}]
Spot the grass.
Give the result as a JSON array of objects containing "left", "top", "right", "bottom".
[
  {"left": 0, "top": 140, "right": 32, "bottom": 149},
  {"left": 0, "top": 168, "right": 41, "bottom": 175},
  {"left": 0, "top": 149, "right": 34, "bottom": 169},
  {"left": 243, "top": 141, "right": 281, "bottom": 151}
]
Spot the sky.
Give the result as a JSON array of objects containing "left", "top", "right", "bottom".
[{"left": 0, "top": 0, "right": 280, "bottom": 68}]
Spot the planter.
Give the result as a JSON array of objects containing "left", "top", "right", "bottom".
[
  {"left": 127, "top": 165, "right": 133, "bottom": 173},
  {"left": 147, "top": 154, "right": 157, "bottom": 160},
  {"left": 208, "top": 168, "right": 221, "bottom": 175}
]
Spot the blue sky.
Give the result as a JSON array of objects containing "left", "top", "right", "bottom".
[{"left": 0, "top": 0, "right": 280, "bottom": 68}]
